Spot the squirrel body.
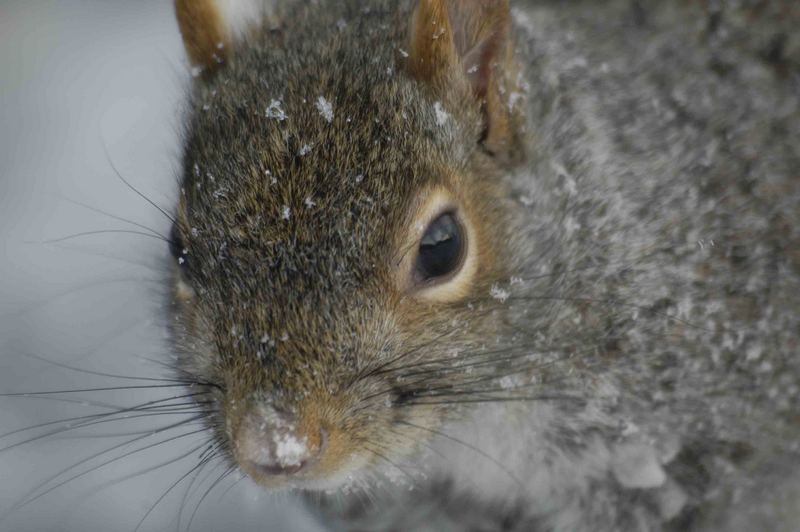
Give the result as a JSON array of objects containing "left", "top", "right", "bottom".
[{"left": 170, "top": 1, "right": 800, "bottom": 530}]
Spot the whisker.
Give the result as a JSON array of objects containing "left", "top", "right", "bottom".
[
  {"left": 133, "top": 459, "right": 208, "bottom": 532},
  {"left": 499, "top": 294, "right": 710, "bottom": 332},
  {"left": 16, "top": 351, "right": 204, "bottom": 384},
  {"left": 1, "top": 383, "right": 196, "bottom": 396},
  {"left": 184, "top": 464, "right": 236, "bottom": 532},
  {"left": 49, "top": 410, "right": 215, "bottom": 440},
  {"left": 397, "top": 420, "right": 523, "bottom": 488},
  {"left": 0, "top": 276, "right": 161, "bottom": 322},
  {"left": 0, "top": 392, "right": 210, "bottom": 450},
  {"left": 176, "top": 458, "right": 218, "bottom": 532},
  {"left": 399, "top": 395, "right": 586, "bottom": 406},
  {"left": 60, "top": 195, "right": 169, "bottom": 240},
  {"left": 82, "top": 438, "right": 213, "bottom": 505},
  {"left": 102, "top": 141, "right": 176, "bottom": 225},
  {"left": 348, "top": 328, "right": 455, "bottom": 389},
  {"left": 216, "top": 469, "right": 247, "bottom": 503},
  {"left": 34, "top": 229, "right": 169, "bottom": 245},
  {"left": 9, "top": 421, "right": 207, "bottom": 514},
  {"left": 360, "top": 443, "right": 417, "bottom": 484}
]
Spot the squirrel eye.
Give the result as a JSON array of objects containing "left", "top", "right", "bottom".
[{"left": 415, "top": 213, "right": 465, "bottom": 282}]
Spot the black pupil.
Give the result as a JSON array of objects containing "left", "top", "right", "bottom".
[{"left": 416, "top": 213, "right": 463, "bottom": 280}]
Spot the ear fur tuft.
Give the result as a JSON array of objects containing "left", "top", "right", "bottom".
[
  {"left": 175, "top": 0, "right": 269, "bottom": 72},
  {"left": 175, "top": 0, "right": 230, "bottom": 70},
  {"left": 406, "top": 0, "right": 460, "bottom": 86}
]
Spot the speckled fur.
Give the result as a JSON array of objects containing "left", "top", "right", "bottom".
[{"left": 169, "top": 1, "right": 800, "bottom": 530}]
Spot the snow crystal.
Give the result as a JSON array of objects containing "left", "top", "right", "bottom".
[
  {"left": 315, "top": 96, "right": 334, "bottom": 123},
  {"left": 281, "top": 205, "right": 291, "bottom": 220},
  {"left": 746, "top": 343, "right": 763, "bottom": 361},
  {"left": 433, "top": 101, "right": 449, "bottom": 126},
  {"left": 398, "top": 48, "right": 409, "bottom": 58},
  {"left": 266, "top": 99, "right": 287, "bottom": 121},
  {"left": 620, "top": 421, "right": 640, "bottom": 437},
  {"left": 298, "top": 143, "right": 312, "bottom": 156},
  {"left": 563, "top": 215, "right": 581, "bottom": 236},
  {"left": 499, "top": 376, "right": 516, "bottom": 390},
  {"left": 511, "top": 7, "right": 535, "bottom": 34},
  {"left": 611, "top": 443, "right": 667, "bottom": 489},
  {"left": 260, "top": 334, "right": 275, "bottom": 347},
  {"left": 519, "top": 194, "right": 534, "bottom": 206},
  {"left": 490, "top": 284, "right": 510, "bottom": 302},
  {"left": 304, "top": 196, "right": 316, "bottom": 209},
  {"left": 274, "top": 432, "right": 308, "bottom": 467},
  {"left": 655, "top": 482, "right": 688, "bottom": 520}
]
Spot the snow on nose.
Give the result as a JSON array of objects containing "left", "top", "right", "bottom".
[{"left": 235, "top": 405, "right": 323, "bottom": 476}]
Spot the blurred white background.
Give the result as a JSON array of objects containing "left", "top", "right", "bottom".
[{"left": 0, "top": 1, "right": 323, "bottom": 530}]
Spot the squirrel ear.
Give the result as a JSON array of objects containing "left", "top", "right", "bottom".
[
  {"left": 175, "top": 0, "right": 266, "bottom": 72},
  {"left": 406, "top": 0, "right": 459, "bottom": 85},
  {"left": 406, "top": 0, "right": 519, "bottom": 157}
]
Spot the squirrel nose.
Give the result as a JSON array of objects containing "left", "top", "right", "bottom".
[{"left": 235, "top": 406, "right": 324, "bottom": 476}]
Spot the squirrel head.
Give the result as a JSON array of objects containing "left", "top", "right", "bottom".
[{"left": 169, "top": 0, "right": 527, "bottom": 490}]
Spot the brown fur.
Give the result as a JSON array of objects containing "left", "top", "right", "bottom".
[{"left": 175, "top": 0, "right": 230, "bottom": 69}]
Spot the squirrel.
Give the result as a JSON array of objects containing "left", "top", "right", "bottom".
[{"left": 168, "top": 0, "right": 800, "bottom": 530}]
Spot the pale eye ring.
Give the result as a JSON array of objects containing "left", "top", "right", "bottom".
[{"left": 413, "top": 212, "right": 466, "bottom": 284}]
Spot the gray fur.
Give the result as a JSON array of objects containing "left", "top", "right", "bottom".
[{"left": 171, "top": 1, "right": 800, "bottom": 530}]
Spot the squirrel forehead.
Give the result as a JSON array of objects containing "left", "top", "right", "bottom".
[
  {"left": 179, "top": 88, "right": 462, "bottom": 255},
  {"left": 179, "top": 58, "right": 471, "bottom": 252},
  {"left": 179, "top": 1, "right": 473, "bottom": 206}
]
